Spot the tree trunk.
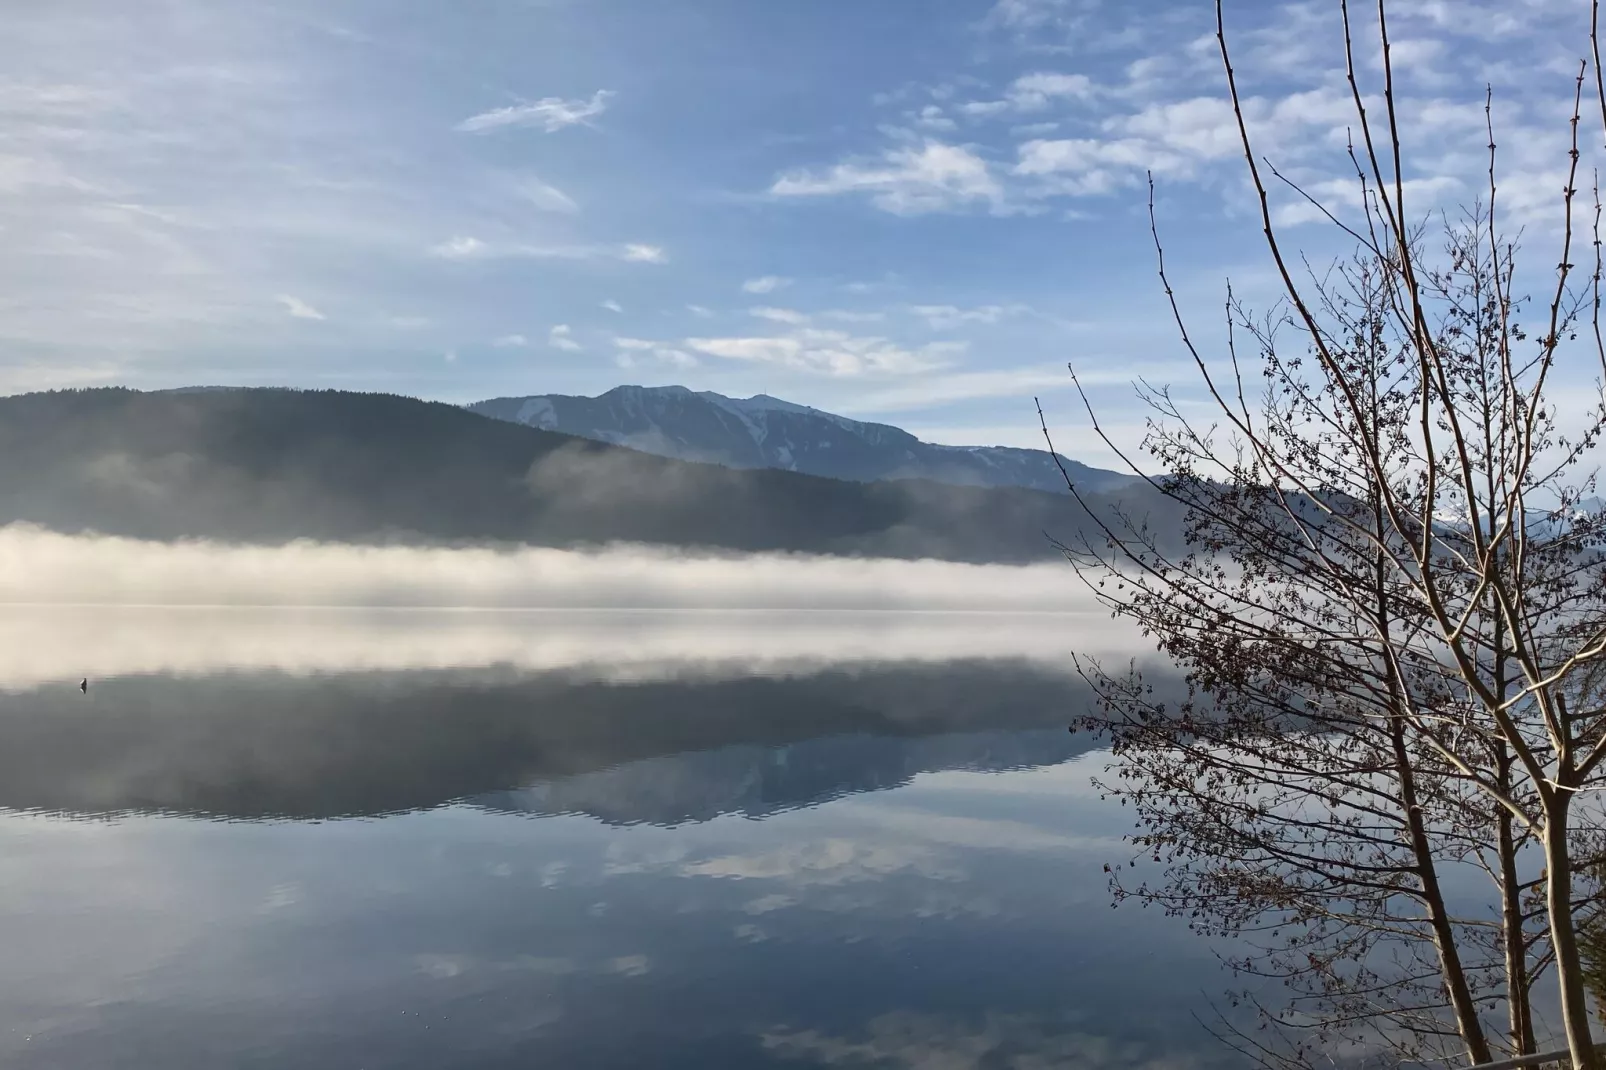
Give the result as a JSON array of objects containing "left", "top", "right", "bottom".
[
  {"left": 1498, "top": 792, "right": 1536, "bottom": 1056},
  {"left": 1375, "top": 537, "right": 1490, "bottom": 1065},
  {"left": 1390, "top": 715, "right": 1493, "bottom": 1065},
  {"left": 1491, "top": 645, "right": 1535, "bottom": 1058},
  {"left": 1544, "top": 794, "right": 1598, "bottom": 1070}
]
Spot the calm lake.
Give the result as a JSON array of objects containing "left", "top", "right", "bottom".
[{"left": 0, "top": 606, "right": 1238, "bottom": 1069}]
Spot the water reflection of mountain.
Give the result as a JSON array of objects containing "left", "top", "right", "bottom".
[
  {"left": 478, "top": 729, "right": 1091, "bottom": 826},
  {"left": 0, "top": 661, "right": 1104, "bottom": 822}
]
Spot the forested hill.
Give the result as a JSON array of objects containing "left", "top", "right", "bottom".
[{"left": 0, "top": 388, "right": 1174, "bottom": 563}]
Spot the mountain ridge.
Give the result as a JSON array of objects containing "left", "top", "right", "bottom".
[
  {"left": 0, "top": 387, "right": 1178, "bottom": 563},
  {"left": 468, "top": 384, "right": 1136, "bottom": 495}
]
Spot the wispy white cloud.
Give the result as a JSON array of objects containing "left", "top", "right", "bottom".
[
  {"left": 985, "top": 0, "right": 1082, "bottom": 32},
  {"left": 908, "top": 303, "right": 1029, "bottom": 329},
  {"left": 1008, "top": 72, "right": 1095, "bottom": 109},
  {"left": 1007, "top": 87, "right": 1355, "bottom": 200},
  {"left": 548, "top": 324, "right": 581, "bottom": 351},
  {"left": 276, "top": 294, "right": 325, "bottom": 321},
  {"left": 837, "top": 365, "right": 1074, "bottom": 412},
  {"left": 430, "top": 235, "right": 488, "bottom": 259},
  {"left": 600, "top": 299, "right": 624, "bottom": 313},
  {"left": 429, "top": 236, "right": 666, "bottom": 263},
  {"left": 492, "top": 333, "right": 528, "bottom": 348},
  {"left": 741, "top": 275, "right": 791, "bottom": 294},
  {"left": 1270, "top": 174, "right": 1466, "bottom": 227},
  {"left": 959, "top": 100, "right": 1012, "bottom": 119},
  {"left": 773, "top": 0, "right": 1588, "bottom": 241},
  {"left": 1116, "top": 95, "right": 1246, "bottom": 161},
  {"left": 839, "top": 360, "right": 1184, "bottom": 413},
  {"left": 961, "top": 72, "right": 1097, "bottom": 117},
  {"left": 515, "top": 177, "right": 580, "bottom": 214},
  {"left": 771, "top": 140, "right": 1006, "bottom": 215},
  {"left": 749, "top": 306, "right": 809, "bottom": 325},
  {"left": 660, "top": 349, "right": 701, "bottom": 369},
  {"left": 613, "top": 335, "right": 697, "bottom": 369},
  {"left": 686, "top": 304, "right": 715, "bottom": 318},
  {"left": 621, "top": 243, "right": 667, "bottom": 263},
  {"left": 685, "top": 327, "right": 962, "bottom": 377},
  {"left": 1013, "top": 136, "right": 1177, "bottom": 196},
  {"left": 456, "top": 89, "right": 614, "bottom": 134}
]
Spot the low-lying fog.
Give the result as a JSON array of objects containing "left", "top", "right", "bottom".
[
  {"left": 0, "top": 526, "right": 1142, "bottom": 688},
  {"left": 0, "top": 525, "right": 1094, "bottom": 610}
]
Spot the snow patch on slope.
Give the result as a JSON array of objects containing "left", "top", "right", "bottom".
[
  {"left": 516, "top": 398, "right": 557, "bottom": 429},
  {"left": 697, "top": 390, "right": 768, "bottom": 447},
  {"left": 725, "top": 392, "right": 861, "bottom": 434}
]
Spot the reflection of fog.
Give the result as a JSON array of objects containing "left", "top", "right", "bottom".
[
  {"left": 0, "top": 605, "right": 1135, "bottom": 690},
  {"left": 0, "top": 661, "right": 1116, "bottom": 821}
]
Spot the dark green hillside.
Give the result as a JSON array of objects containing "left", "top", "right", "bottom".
[{"left": 0, "top": 388, "right": 1174, "bottom": 562}]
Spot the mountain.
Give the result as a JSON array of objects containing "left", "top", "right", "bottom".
[
  {"left": 0, "top": 387, "right": 1178, "bottom": 562},
  {"left": 468, "top": 384, "right": 1136, "bottom": 495}
]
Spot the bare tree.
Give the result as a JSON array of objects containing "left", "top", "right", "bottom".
[
  {"left": 1045, "top": 2, "right": 1606, "bottom": 1067},
  {"left": 1057, "top": 219, "right": 1556, "bottom": 1068}
]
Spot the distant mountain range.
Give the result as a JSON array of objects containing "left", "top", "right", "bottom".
[
  {"left": 468, "top": 385, "right": 1136, "bottom": 495},
  {"left": 0, "top": 387, "right": 1176, "bottom": 563}
]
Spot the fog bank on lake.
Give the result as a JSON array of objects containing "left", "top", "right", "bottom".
[
  {"left": 0, "top": 605, "right": 1144, "bottom": 691},
  {"left": 0, "top": 525, "right": 1105, "bottom": 611}
]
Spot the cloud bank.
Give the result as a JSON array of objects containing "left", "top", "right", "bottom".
[
  {"left": 0, "top": 603, "right": 1129, "bottom": 691},
  {"left": 0, "top": 525, "right": 1101, "bottom": 611},
  {"left": 0, "top": 526, "right": 1144, "bottom": 688}
]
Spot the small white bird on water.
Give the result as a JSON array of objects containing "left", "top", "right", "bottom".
[{"left": 79, "top": 679, "right": 87, "bottom": 694}]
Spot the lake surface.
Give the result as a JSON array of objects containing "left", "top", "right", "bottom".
[{"left": 0, "top": 606, "right": 1239, "bottom": 1069}]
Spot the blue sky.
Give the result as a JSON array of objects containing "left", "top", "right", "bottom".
[{"left": 0, "top": 0, "right": 1592, "bottom": 463}]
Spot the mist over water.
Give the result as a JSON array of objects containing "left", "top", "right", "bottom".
[
  {"left": 0, "top": 530, "right": 1233, "bottom": 1070},
  {"left": 0, "top": 525, "right": 1101, "bottom": 610},
  {"left": 0, "top": 526, "right": 1144, "bottom": 690},
  {"left": 0, "top": 605, "right": 1139, "bottom": 691}
]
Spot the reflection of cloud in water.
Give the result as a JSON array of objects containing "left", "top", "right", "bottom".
[
  {"left": 821, "top": 802, "right": 1122, "bottom": 854},
  {"left": 679, "top": 839, "right": 965, "bottom": 885},
  {"left": 0, "top": 605, "right": 1134, "bottom": 690},
  {"left": 762, "top": 1011, "right": 1221, "bottom": 1070}
]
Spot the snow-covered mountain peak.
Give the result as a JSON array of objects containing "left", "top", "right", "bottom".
[
  {"left": 467, "top": 385, "right": 1137, "bottom": 496},
  {"left": 723, "top": 393, "right": 819, "bottom": 416}
]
